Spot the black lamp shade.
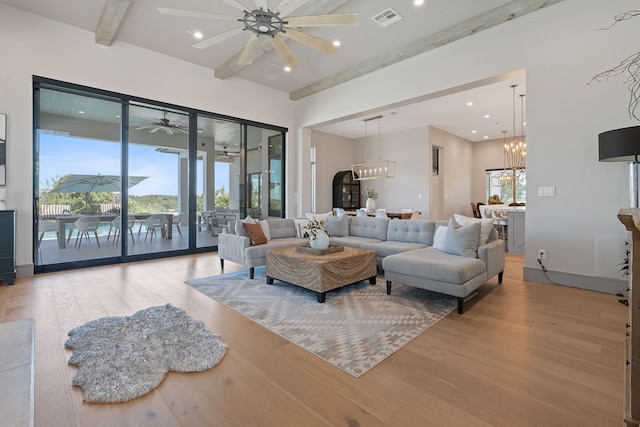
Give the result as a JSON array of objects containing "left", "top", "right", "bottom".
[{"left": 599, "top": 125, "right": 640, "bottom": 162}]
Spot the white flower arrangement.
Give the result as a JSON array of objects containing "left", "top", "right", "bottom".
[
  {"left": 303, "top": 219, "right": 326, "bottom": 239},
  {"left": 364, "top": 187, "right": 378, "bottom": 199}
]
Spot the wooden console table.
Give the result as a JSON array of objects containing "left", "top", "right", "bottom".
[{"left": 616, "top": 208, "right": 640, "bottom": 426}]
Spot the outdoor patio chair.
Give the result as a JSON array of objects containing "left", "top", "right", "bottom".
[
  {"left": 110, "top": 214, "right": 136, "bottom": 245},
  {"left": 144, "top": 214, "right": 167, "bottom": 241},
  {"left": 73, "top": 215, "right": 101, "bottom": 248},
  {"left": 172, "top": 212, "right": 183, "bottom": 237},
  {"left": 38, "top": 220, "right": 59, "bottom": 244}
]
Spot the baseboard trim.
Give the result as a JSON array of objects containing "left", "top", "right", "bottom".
[
  {"left": 523, "top": 266, "right": 627, "bottom": 295},
  {"left": 16, "top": 264, "right": 34, "bottom": 278}
]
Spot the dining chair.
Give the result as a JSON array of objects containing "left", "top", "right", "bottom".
[
  {"left": 144, "top": 214, "right": 167, "bottom": 241},
  {"left": 73, "top": 215, "right": 101, "bottom": 248},
  {"left": 471, "top": 202, "right": 481, "bottom": 218},
  {"left": 491, "top": 210, "right": 508, "bottom": 240},
  {"left": 356, "top": 208, "right": 367, "bottom": 217}
]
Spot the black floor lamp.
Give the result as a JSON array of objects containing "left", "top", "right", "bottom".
[{"left": 599, "top": 126, "right": 640, "bottom": 208}]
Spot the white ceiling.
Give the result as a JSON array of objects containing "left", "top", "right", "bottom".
[{"left": 1, "top": 0, "right": 544, "bottom": 140}]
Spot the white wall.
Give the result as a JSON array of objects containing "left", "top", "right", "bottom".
[
  {"left": 0, "top": 4, "right": 295, "bottom": 271},
  {"left": 295, "top": 0, "right": 638, "bottom": 292},
  {"left": 310, "top": 130, "right": 355, "bottom": 214}
]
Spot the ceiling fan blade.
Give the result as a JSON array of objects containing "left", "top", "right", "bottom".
[
  {"left": 273, "top": 0, "right": 309, "bottom": 17},
  {"left": 220, "top": 0, "right": 249, "bottom": 13},
  {"left": 285, "top": 13, "right": 359, "bottom": 27},
  {"left": 193, "top": 27, "right": 245, "bottom": 49},
  {"left": 253, "top": 0, "right": 268, "bottom": 10},
  {"left": 282, "top": 27, "right": 337, "bottom": 54},
  {"left": 135, "top": 125, "right": 152, "bottom": 130},
  {"left": 238, "top": 36, "right": 262, "bottom": 65},
  {"left": 269, "top": 34, "right": 299, "bottom": 68},
  {"left": 149, "top": 128, "right": 161, "bottom": 133},
  {"left": 157, "top": 7, "right": 236, "bottom": 20}
]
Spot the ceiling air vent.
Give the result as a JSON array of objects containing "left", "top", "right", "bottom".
[{"left": 372, "top": 8, "right": 403, "bottom": 28}]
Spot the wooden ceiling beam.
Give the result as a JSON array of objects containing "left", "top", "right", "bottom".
[
  {"left": 95, "top": 0, "right": 131, "bottom": 46},
  {"left": 290, "top": 0, "right": 565, "bottom": 100}
]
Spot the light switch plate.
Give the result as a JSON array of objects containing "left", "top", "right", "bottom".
[{"left": 538, "top": 186, "right": 555, "bottom": 197}]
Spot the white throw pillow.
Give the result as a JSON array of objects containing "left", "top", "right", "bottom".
[
  {"left": 334, "top": 207, "right": 346, "bottom": 217},
  {"left": 432, "top": 225, "right": 448, "bottom": 251},
  {"left": 292, "top": 218, "right": 311, "bottom": 238},
  {"left": 258, "top": 219, "right": 271, "bottom": 241},
  {"left": 305, "top": 211, "right": 333, "bottom": 222},
  {"left": 453, "top": 213, "right": 494, "bottom": 246}
]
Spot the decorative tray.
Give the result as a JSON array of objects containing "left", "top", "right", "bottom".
[{"left": 297, "top": 244, "right": 344, "bottom": 255}]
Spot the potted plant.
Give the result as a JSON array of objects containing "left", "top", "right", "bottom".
[
  {"left": 363, "top": 186, "right": 378, "bottom": 212},
  {"left": 303, "top": 219, "right": 330, "bottom": 249}
]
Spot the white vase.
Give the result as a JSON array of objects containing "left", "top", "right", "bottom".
[
  {"left": 366, "top": 198, "right": 376, "bottom": 212},
  {"left": 309, "top": 229, "right": 330, "bottom": 249}
]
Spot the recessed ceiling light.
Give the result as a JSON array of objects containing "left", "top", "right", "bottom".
[
  {"left": 472, "top": 130, "right": 477, "bottom": 134},
  {"left": 484, "top": 114, "right": 490, "bottom": 119},
  {"left": 414, "top": 0, "right": 424, "bottom": 5},
  {"left": 333, "top": 40, "right": 341, "bottom": 47},
  {"left": 484, "top": 136, "right": 489, "bottom": 139},
  {"left": 284, "top": 66, "right": 291, "bottom": 72},
  {"left": 466, "top": 102, "right": 473, "bottom": 106},
  {"left": 193, "top": 31, "right": 203, "bottom": 39},
  {"left": 78, "top": 111, "right": 85, "bottom": 114}
]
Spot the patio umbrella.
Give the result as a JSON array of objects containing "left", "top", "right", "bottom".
[{"left": 50, "top": 174, "right": 147, "bottom": 213}]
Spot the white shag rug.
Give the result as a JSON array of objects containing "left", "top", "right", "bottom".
[{"left": 64, "top": 304, "right": 227, "bottom": 403}]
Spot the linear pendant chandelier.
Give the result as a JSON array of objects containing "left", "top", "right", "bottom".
[{"left": 351, "top": 115, "right": 396, "bottom": 180}]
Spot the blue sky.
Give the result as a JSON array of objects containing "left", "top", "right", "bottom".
[{"left": 39, "top": 134, "right": 229, "bottom": 196}]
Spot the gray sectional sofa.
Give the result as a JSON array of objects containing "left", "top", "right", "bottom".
[{"left": 218, "top": 215, "right": 505, "bottom": 314}]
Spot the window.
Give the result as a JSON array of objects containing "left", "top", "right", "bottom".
[{"left": 486, "top": 169, "right": 526, "bottom": 205}]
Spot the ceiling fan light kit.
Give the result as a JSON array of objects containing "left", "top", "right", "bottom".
[{"left": 158, "top": 0, "right": 359, "bottom": 73}]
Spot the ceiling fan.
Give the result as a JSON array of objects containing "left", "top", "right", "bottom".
[
  {"left": 219, "top": 146, "right": 241, "bottom": 159},
  {"left": 157, "top": 0, "right": 359, "bottom": 70},
  {"left": 134, "top": 112, "right": 189, "bottom": 135}
]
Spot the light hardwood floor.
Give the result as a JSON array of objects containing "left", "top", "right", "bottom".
[{"left": 0, "top": 253, "right": 627, "bottom": 426}]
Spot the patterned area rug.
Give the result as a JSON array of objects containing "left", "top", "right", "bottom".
[
  {"left": 65, "top": 304, "right": 228, "bottom": 403},
  {"left": 186, "top": 266, "right": 456, "bottom": 377}
]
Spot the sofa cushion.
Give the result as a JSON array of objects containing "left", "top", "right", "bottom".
[
  {"left": 326, "top": 214, "right": 349, "bottom": 237},
  {"left": 349, "top": 216, "right": 389, "bottom": 240},
  {"left": 243, "top": 222, "right": 267, "bottom": 246},
  {"left": 361, "top": 240, "right": 428, "bottom": 258},
  {"left": 266, "top": 218, "right": 297, "bottom": 239},
  {"left": 383, "top": 247, "right": 486, "bottom": 284},
  {"left": 453, "top": 214, "right": 494, "bottom": 245},
  {"left": 244, "top": 237, "right": 305, "bottom": 260},
  {"left": 445, "top": 218, "right": 480, "bottom": 258},
  {"left": 386, "top": 219, "right": 436, "bottom": 245},
  {"left": 330, "top": 235, "right": 382, "bottom": 248}
]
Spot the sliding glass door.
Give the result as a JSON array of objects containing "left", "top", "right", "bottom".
[
  {"left": 127, "top": 103, "right": 189, "bottom": 255},
  {"left": 33, "top": 77, "right": 286, "bottom": 272},
  {"left": 35, "top": 87, "right": 122, "bottom": 267}
]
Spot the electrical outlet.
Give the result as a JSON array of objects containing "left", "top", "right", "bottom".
[{"left": 537, "top": 249, "right": 546, "bottom": 260}]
